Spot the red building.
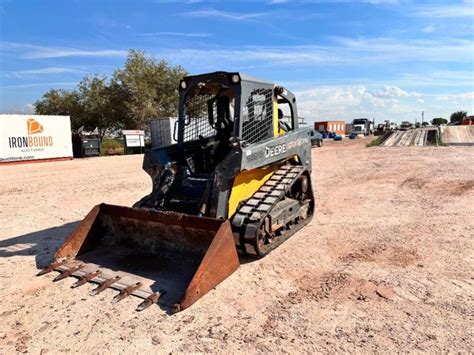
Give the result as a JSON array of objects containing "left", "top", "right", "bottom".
[
  {"left": 314, "top": 121, "right": 346, "bottom": 135},
  {"left": 462, "top": 116, "right": 473, "bottom": 126}
]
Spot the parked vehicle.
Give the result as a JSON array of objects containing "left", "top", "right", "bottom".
[
  {"left": 386, "top": 120, "right": 397, "bottom": 130},
  {"left": 400, "top": 121, "right": 414, "bottom": 130},
  {"left": 351, "top": 118, "right": 373, "bottom": 135},
  {"left": 375, "top": 123, "right": 386, "bottom": 136},
  {"left": 310, "top": 129, "right": 323, "bottom": 147}
]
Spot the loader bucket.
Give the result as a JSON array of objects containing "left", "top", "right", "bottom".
[{"left": 41, "top": 203, "right": 240, "bottom": 312}]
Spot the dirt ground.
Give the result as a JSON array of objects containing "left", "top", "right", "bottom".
[{"left": 1, "top": 138, "right": 473, "bottom": 353}]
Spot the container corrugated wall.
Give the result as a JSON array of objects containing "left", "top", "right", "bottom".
[{"left": 150, "top": 118, "right": 178, "bottom": 148}]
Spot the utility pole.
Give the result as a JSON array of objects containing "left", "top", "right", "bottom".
[{"left": 422, "top": 111, "right": 424, "bottom": 125}]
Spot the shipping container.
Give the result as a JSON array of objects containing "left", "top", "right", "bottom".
[
  {"left": 0, "top": 115, "right": 73, "bottom": 164},
  {"left": 314, "top": 120, "right": 346, "bottom": 136}
]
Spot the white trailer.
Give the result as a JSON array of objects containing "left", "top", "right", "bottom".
[{"left": 0, "top": 114, "right": 73, "bottom": 164}]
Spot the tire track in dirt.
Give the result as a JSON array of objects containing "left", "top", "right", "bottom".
[
  {"left": 328, "top": 239, "right": 419, "bottom": 268},
  {"left": 261, "top": 270, "right": 396, "bottom": 342}
]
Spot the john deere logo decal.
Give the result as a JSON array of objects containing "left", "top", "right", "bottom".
[
  {"left": 8, "top": 118, "right": 53, "bottom": 149},
  {"left": 27, "top": 118, "right": 44, "bottom": 134}
]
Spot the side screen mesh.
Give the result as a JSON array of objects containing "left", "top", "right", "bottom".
[
  {"left": 183, "top": 93, "right": 217, "bottom": 142},
  {"left": 242, "top": 88, "right": 274, "bottom": 144}
]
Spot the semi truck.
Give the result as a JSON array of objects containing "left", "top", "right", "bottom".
[{"left": 351, "top": 118, "right": 374, "bottom": 136}]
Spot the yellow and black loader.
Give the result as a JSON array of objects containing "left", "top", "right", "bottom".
[{"left": 38, "top": 72, "right": 315, "bottom": 312}]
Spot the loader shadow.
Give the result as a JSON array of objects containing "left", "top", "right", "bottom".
[{"left": 0, "top": 222, "right": 80, "bottom": 269}]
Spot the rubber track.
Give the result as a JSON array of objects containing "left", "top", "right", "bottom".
[{"left": 232, "top": 164, "right": 309, "bottom": 256}]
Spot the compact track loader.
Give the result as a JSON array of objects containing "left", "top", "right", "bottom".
[{"left": 38, "top": 72, "right": 315, "bottom": 312}]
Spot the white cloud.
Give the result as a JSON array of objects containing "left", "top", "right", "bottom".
[
  {"left": 0, "top": 103, "right": 35, "bottom": 114},
  {"left": 162, "top": 47, "right": 345, "bottom": 69},
  {"left": 9, "top": 67, "right": 83, "bottom": 78},
  {"left": 435, "top": 92, "right": 474, "bottom": 101},
  {"left": 372, "top": 85, "right": 409, "bottom": 98},
  {"left": 0, "top": 42, "right": 127, "bottom": 59},
  {"left": 413, "top": 2, "right": 474, "bottom": 18},
  {"left": 395, "top": 70, "right": 474, "bottom": 88},
  {"left": 178, "top": 9, "right": 267, "bottom": 21},
  {"left": 291, "top": 85, "right": 471, "bottom": 123},
  {"left": 432, "top": 92, "right": 474, "bottom": 110},
  {"left": 268, "top": 0, "right": 399, "bottom": 3},
  {"left": 294, "top": 85, "right": 413, "bottom": 122},
  {"left": 25, "top": 49, "right": 127, "bottom": 59},
  {"left": 422, "top": 25, "right": 435, "bottom": 33},
  {"left": 138, "top": 32, "right": 211, "bottom": 37},
  {"left": 2, "top": 82, "right": 78, "bottom": 89},
  {"left": 327, "top": 36, "right": 473, "bottom": 63},
  {"left": 3, "top": 35, "right": 472, "bottom": 65},
  {"left": 456, "top": 92, "right": 474, "bottom": 100},
  {"left": 158, "top": 36, "right": 473, "bottom": 71}
]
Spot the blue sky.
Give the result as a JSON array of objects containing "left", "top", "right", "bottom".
[{"left": 0, "top": 0, "right": 473, "bottom": 123}]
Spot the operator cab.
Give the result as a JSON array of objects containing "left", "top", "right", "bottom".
[
  {"left": 160, "top": 72, "right": 300, "bottom": 215},
  {"left": 180, "top": 82, "right": 235, "bottom": 173},
  {"left": 177, "top": 73, "right": 300, "bottom": 174}
]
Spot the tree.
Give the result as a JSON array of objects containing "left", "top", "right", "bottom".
[
  {"left": 34, "top": 89, "right": 84, "bottom": 130},
  {"left": 77, "top": 75, "right": 126, "bottom": 140},
  {"left": 431, "top": 117, "right": 448, "bottom": 126},
  {"left": 450, "top": 111, "right": 467, "bottom": 124},
  {"left": 113, "top": 50, "right": 187, "bottom": 130},
  {"left": 34, "top": 49, "right": 187, "bottom": 136}
]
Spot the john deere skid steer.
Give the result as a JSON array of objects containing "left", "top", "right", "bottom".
[{"left": 38, "top": 72, "right": 315, "bottom": 312}]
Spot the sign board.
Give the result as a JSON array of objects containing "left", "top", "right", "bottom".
[
  {"left": 0, "top": 115, "right": 73, "bottom": 163},
  {"left": 123, "top": 130, "right": 145, "bottom": 148},
  {"left": 125, "top": 134, "right": 143, "bottom": 147}
]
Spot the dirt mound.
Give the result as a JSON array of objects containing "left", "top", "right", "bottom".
[
  {"left": 340, "top": 243, "right": 419, "bottom": 267},
  {"left": 262, "top": 272, "right": 395, "bottom": 341},
  {"left": 400, "top": 177, "right": 428, "bottom": 189},
  {"left": 401, "top": 177, "right": 474, "bottom": 197},
  {"left": 427, "top": 179, "right": 474, "bottom": 197},
  {"left": 449, "top": 180, "right": 474, "bottom": 196},
  {"left": 292, "top": 272, "right": 395, "bottom": 303}
]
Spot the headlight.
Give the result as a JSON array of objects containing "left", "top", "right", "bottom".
[
  {"left": 180, "top": 81, "right": 187, "bottom": 89},
  {"left": 231, "top": 74, "right": 240, "bottom": 83}
]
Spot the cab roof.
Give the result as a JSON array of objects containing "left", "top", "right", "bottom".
[{"left": 184, "top": 71, "right": 273, "bottom": 87}]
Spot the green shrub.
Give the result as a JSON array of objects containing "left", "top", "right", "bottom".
[
  {"left": 366, "top": 137, "right": 383, "bottom": 147},
  {"left": 100, "top": 138, "right": 124, "bottom": 156}
]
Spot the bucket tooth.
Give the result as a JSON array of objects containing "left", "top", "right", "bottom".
[
  {"left": 53, "top": 264, "right": 83, "bottom": 282},
  {"left": 37, "top": 260, "right": 66, "bottom": 276},
  {"left": 90, "top": 276, "right": 121, "bottom": 296},
  {"left": 71, "top": 270, "right": 102, "bottom": 288},
  {"left": 136, "top": 291, "right": 163, "bottom": 312},
  {"left": 112, "top": 282, "right": 142, "bottom": 304}
]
